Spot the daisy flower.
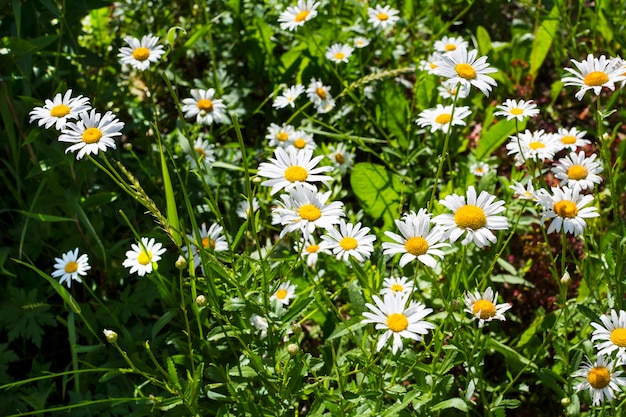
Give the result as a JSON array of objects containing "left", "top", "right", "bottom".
[
  {"left": 296, "top": 234, "right": 330, "bottom": 268},
  {"left": 319, "top": 220, "right": 377, "bottom": 263},
  {"left": 326, "top": 43, "right": 354, "bottom": 64},
  {"left": 182, "top": 88, "right": 228, "bottom": 125},
  {"left": 186, "top": 137, "right": 215, "bottom": 170},
  {"left": 58, "top": 109, "right": 124, "bottom": 159},
  {"left": 29, "top": 89, "right": 91, "bottom": 130},
  {"left": 463, "top": 287, "right": 511, "bottom": 327},
  {"left": 315, "top": 97, "right": 336, "bottom": 114},
  {"left": 437, "top": 81, "right": 469, "bottom": 100},
  {"left": 278, "top": 0, "right": 320, "bottom": 32},
  {"left": 573, "top": 355, "right": 626, "bottom": 406},
  {"left": 270, "top": 280, "right": 297, "bottom": 306},
  {"left": 273, "top": 184, "right": 345, "bottom": 238},
  {"left": 257, "top": 146, "right": 333, "bottom": 195},
  {"left": 236, "top": 197, "right": 259, "bottom": 219},
  {"left": 415, "top": 104, "right": 472, "bottom": 133},
  {"left": 380, "top": 276, "right": 414, "bottom": 296},
  {"left": 505, "top": 129, "right": 559, "bottom": 166},
  {"left": 367, "top": 5, "right": 400, "bottom": 29},
  {"left": 51, "top": 248, "right": 90, "bottom": 288},
  {"left": 273, "top": 84, "right": 305, "bottom": 109},
  {"left": 553, "top": 127, "right": 591, "bottom": 151},
  {"left": 266, "top": 123, "right": 296, "bottom": 148},
  {"left": 509, "top": 180, "right": 546, "bottom": 201},
  {"left": 434, "top": 48, "right": 498, "bottom": 96},
  {"left": 433, "top": 36, "right": 469, "bottom": 53},
  {"left": 122, "top": 237, "right": 166, "bottom": 277},
  {"left": 562, "top": 54, "right": 625, "bottom": 100},
  {"left": 183, "top": 223, "right": 229, "bottom": 268},
  {"left": 494, "top": 99, "right": 540, "bottom": 122},
  {"left": 289, "top": 129, "right": 317, "bottom": 152},
  {"left": 419, "top": 52, "right": 443, "bottom": 75},
  {"left": 117, "top": 34, "right": 165, "bottom": 71},
  {"left": 361, "top": 292, "right": 435, "bottom": 354},
  {"left": 306, "top": 78, "right": 333, "bottom": 107},
  {"left": 552, "top": 151, "right": 603, "bottom": 191},
  {"left": 539, "top": 186, "right": 599, "bottom": 235},
  {"left": 353, "top": 36, "right": 370, "bottom": 48},
  {"left": 249, "top": 314, "right": 269, "bottom": 339},
  {"left": 433, "top": 186, "right": 509, "bottom": 248},
  {"left": 326, "top": 143, "right": 354, "bottom": 174},
  {"left": 591, "top": 309, "right": 626, "bottom": 360},
  {"left": 382, "top": 209, "right": 448, "bottom": 268},
  {"left": 470, "top": 161, "right": 490, "bottom": 177}
]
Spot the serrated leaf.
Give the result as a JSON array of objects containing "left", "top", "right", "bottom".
[{"left": 167, "top": 357, "right": 182, "bottom": 391}]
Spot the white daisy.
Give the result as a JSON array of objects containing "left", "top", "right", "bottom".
[
  {"left": 382, "top": 209, "right": 448, "bottom": 268},
  {"left": 273, "top": 184, "right": 345, "bottom": 238},
  {"left": 326, "top": 143, "right": 354, "bottom": 174},
  {"left": 470, "top": 161, "right": 490, "bottom": 177},
  {"left": 236, "top": 197, "right": 259, "bottom": 219},
  {"left": 270, "top": 280, "right": 297, "bottom": 306},
  {"left": 319, "top": 220, "right": 376, "bottom": 263},
  {"left": 433, "top": 186, "right": 509, "bottom": 248},
  {"left": 117, "top": 34, "right": 165, "bottom": 71},
  {"left": 505, "top": 129, "right": 560, "bottom": 166},
  {"left": 249, "top": 314, "right": 269, "bottom": 339},
  {"left": 183, "top": 223, "right": 229, "bottom": 269},
  {"left": 553, "top": 127, "right": 591, "bottom": 151},
  {"left": 463, "top": 287, "right": 512, "bottom": 327},
  {"left": 591, "top": 309, "right": 626, "bottom": 361},
  {"left": 419, "top": 52, "right": 443, "bottom": 75},
  {"left": 315, "top": 97, "right": 336, "bottom": 114},
  {"left": 437, "top": 80, "right": 469, "bottom": 100},
  {"left": 367, "top": 5, "right": 400, "bottom": 29},
  {"left": 433, "top": 36, "right": 469, "bottom": 54},
  {"left": 326, "top": 43, "right": 354, "bottom": 64},
  {"left": 539, "top": 186, "right": 599, "bottom": 235},
  {"left": 278, "top": 0, "right": 320, "bottom": 32},
  {"left": 380, "top": 276, "right": 414, "bottom": 296},
  {"left": 573, "top": 355, "right": 626, "bottom": 406},
  {"left": 273, "top": 84, "right": 305, "bottom": 109},
  {"left": 562, "top": 54, "right": 625, "bottom": 100},
  {"left": 353, "top": 36, "right": 370, "bottom": 49},
  {"left": 29, "top": 89, "right": 91, "bottom": 130},
  {"left": 361, "top": 292, "right": 435, "bottom": 354},
  {"left": 509, "top": 180, "right": 546, "bottom": 201},
  {"left": 415, "top": 104, "right": 472, "bottom": 133},
  {"left": 434, "top": 48, "right": 498, "bottom": 96},
  {"left": 288, "top": 129, "right": 317, "bottom": 152},
  {"left": 266, "top": 123, "right": 296, "bottom": 148},
  {"left": 58, "top": 109, "right": 124, "bottom": 159},
  {"left": 494, "top": 99, "right": 540, "bottom": 122},
  {"left": 552, "top": 151, "right": 603, "bottom": 191},
  {"left": 182, "top": 88, "right": 228, "bottom": 125},
  {"left": 122, "top": 237, "right": 166, "bottom": 277},
  {"left": 51, "top": 248, "right": 90, "bottom": 288},
  {"left": 296, "top": 234, "right": 330, "bottom": 268},
  {"left": 306, "top": 78, "right": 333, "bottom": 107},
  {"left": 257, "top": 146, "right": 333, "bottom": 195},
  {"left": 186, "top": 137, "right": 215, "bottom": 170}
]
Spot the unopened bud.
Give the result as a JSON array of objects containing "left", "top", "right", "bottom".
[
  {"left": 103, "top": 329, "right": 118, "bottom": 344},
  {"left": 123, "top": 143, "right": 132, "bottom": 151},
  {"left": 175, "top": 255, "right": 187, "bottom": 270},
  {"left": 560, "top": 397, "right": 571, "bottom": 406},
  {"left": 561, "top": 271, "right": 571, "bottom": 285},
  {"left": 287, "top": 343, "right": 299, "bottom": 356},
  {"left": 196, "top": 294, "right": 207, "bottom": 307},
  {"left": 291, "top": 322, "right": 302, "bottom": 335}
]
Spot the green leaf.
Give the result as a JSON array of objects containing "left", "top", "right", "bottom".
[
  {"left": 350, "top": 163, "right": 404, "bottom": 229},
  {"left": 487, "top": 339, "right": 537, "bottom": 373},
  {"left": 476, "top": 25, "right": 492, "bottom": 55},
  {"left": 17, "top": 210, "right": 75, "bottom": 222},
  {"left": 167, "top": 357, "right": 182, "bottom": 391},
  {"left": 327, "top": 317, "right": 366, "bottom": 341},
  {"left": 431, "top": 397, "right": 468, "bottom": 412},
  {"left": 529, "top": 6, "right": 559, "bottom": 83},
  {"left": 159, "top": 140, "right": 181, "bottom": 246},
  {"left": 475, "top": 118, "right": 525, "bottom": 160}
]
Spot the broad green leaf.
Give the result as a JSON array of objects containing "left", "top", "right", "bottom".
[
  {"left": 476, "top": 25, "right": 492, "bottom": 55},
  {"left": 17, "top": 210, "right": 74, "bottom": 222},
  {"left": 475, "top": 118, "right": 526, "bottom": 160},
  {"left": 529, "top": 6, "right": 559, "bottom": 83},
  {"left": 158, "top": 139, "right": 181, "bottom": 246},
  {"left": 431, "top": 397, "right": 469, "bottom": 412}
]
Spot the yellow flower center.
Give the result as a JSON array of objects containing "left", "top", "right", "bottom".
[
  {"left": 82, "top": 127, "right": 103, "bottom": 144},
  {"left": 305, "top": 244, "right": 319, "bottom": 254},
  {"left": 404, "top": 236, "right": 429, "bottom": 256},
  {"left": 195, "top": 147, "right": 205, "bottom": 157},
  {"left": 64, "top": 261, "right": 78, "bottom": 273},
  {"left": 387, "top": 313, "right": 408, "bottom": 332},
  {"left": 553, "top": 200, "right": 578, "bottom": 219},
  {"left": 455, "top": 63, "right": 476, "bottom": 80},
  {"left": 583, "top": 71, "right": 609, "bottom": 87},
  {"left": 429, "top": 62, "right": 438, "bottom": 69},
  {"left": 445, "top": 43, "right": 456, "bottom": 51},
  {"left": 339, "top": 237, "right": 358, "bottom": 251},
  {"left": 510, "top": 107, "right": 524, "bottom": 115},
  {"left": 132, "top": 47, "right": 150, "bottom": 61},
  {"left": 284, "top": 165, "right": 308, "bottom": 182},
  {"left": 472, "top": 299, "right": 496, "bottom": 319},
  {"left": 435, "top": 113, "right": 452, "bottom": 124},
  {"left": 137, "top": 250, "right": 152, "bottom": 265},
  {"left": 298, "top": 204, "right": 321, "bottom": 221},
  {"left": 377, "top": 12, "right": 389, "bottom": 21},
  {"left": 293, "top": 138, "right": 306, "bottom": 149},
  {"left": 202, "top": 237, "right": 216, "bottom": 250},
  {"left": 197, "top": 99, "right": 214, "bottom": 112},
  {"left": 50, "top": 104, "right": 71, "bottom": 118},
  {"left": 390, "top": 284, "right": 404, "bottom": 293},
  {"left": 277, "top": 131, "right": 289, "bottom": 141},
  {"left": 334, "top": 152, "right": 345, "bottom": 164},
  {"left": 316, "top": 87, "right": 327, "bottom": 100},
  {"left": 587, "top": 366, "right": 611, "bottom": 389},
  {"left": 610, "top": 328, "right": 626, "bottom": 347},
  {"left": 275, "top": 288, "right": 288, "bottom": 299},
  {"left": 529, "top": 141, "right": 545, "bottom": 150},
  {"left": 334, "top": 52, "right": 345, "bottom": 60},
  {"left": 454, "top": 204, "right": 487, "bottom": 230},
  {"left": 567, "top": 164, "right": 588, "bottom": 180},
  {"left": 295, "top": 10, "right": 309, "bottom": 22},
  {"left": 474, "top": 168, "right": 484, "bottom": 174},
  {"left": 561, "top": 135, "right": 576, "bottom": 145}
]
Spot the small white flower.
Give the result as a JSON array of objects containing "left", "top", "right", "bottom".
[
  {"left": 266, "top": 123, "right": 296, "bottom": 148},
  {"left": 186, "top": 137, "right": 215, "bottom": 170},
  {"left": 29, "top": 89, "right": 91, "bottom": 130},
  {"left": 288, "top": 129, "right": 317, "bottom": 152},
  {"left": 573, "top": 355, "right": 626, "bottom": 406},
  {"left": 380, "top": 276, "right": 414, "bottom": 296},
  {"left": 494, "top": 99, "right": 540, "bottom": 122},
  {"left": 249, "top": 314, "right": 269, "bottom": 338},
  {"left": 58, "top": 109, "right": 124, "bottom": 159},
  {"left": 470, "top": 161, "right": 490, "bottom": 177},
  {"left": 416, "top": 104, "right": 472, "bottom": 133},
  {"left": 437, "top": 80, "right": 469, "bottom": 100},
  {"left": 353, "top": 36, "right": 370, "bottom": 48},
  {"left": 553, "top": 127, "right": 591, "bottom": 151},
  {"left": 509, "top": 180, "right": 546, "bottom": 201},
  {"left": 326, "top": 143, "right": 354, "bottom": 174},
  {"left": 505, "top": 129, "right": 560, "bottom": 166},
  {"left": 562, "top": 54, "right": 626, "bottom": 100},
  {"left": 270, "top": 281, "right": 297, "bottom": 306},
  {"left": 278, "top": 0, "right": 320, "bottom": 32},
  {"left": 591, "top": 309, "right": 626, "bottom": 361},
  {"left": 122, "top": 237, "right": 166, "bottom": 277},
  {"left": 326, "top": 43, "right": 354, "bottom": 64},
  {"left": 552, "top": 151, "right": 603, "bottom": 191},
  {"left": 183, "top": 223, "right": 229, "bottom": 269},
  {"left": 433, "top": 36, "right": 469, "bottom": 54},
  {"left": 236, "top": 197, "right": 259, "bottom": 219},
  {"left": 306, "top": 78, "right": 333, "bottom": 109},
  {"left": 320, "top": 220, "right": 377, "bottom": 263},
  {"left": 463, "top": 287, "right": 511, "bottom": 327},
  {"left": 419, "top": 52, "right": 443, "bottom": 75},
  {"left": 367, "top": 5, "right": 400, "bottom": 29},
  {"left": 296, "top": 234, "right": 330, "bottom": 268},
  {"left": 182, "top": 89, "right": 228, "bottom": 125},
  {"left": 51, "top": 248, "right": 90, "bottom": 288},
  {"left": 538, "top": 186, "right": 599, "bottom": 235},
  {"left": 117, "top": 34, "right": 165, "bottom": 71},
  {"left": 273, "top": 84, "right": 305, "bottom": 109},
  {"left": 434, "top": 48, "right": 498, "bottom": 96}
]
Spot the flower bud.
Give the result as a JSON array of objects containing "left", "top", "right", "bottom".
[
  {"left": 560, "top": 271, "right": 571, "bottom": 285},
  {"left": 287, "top": 343, "right": 299, "bottom": 356},
  {"left": 560, "top": 397, "right": 571, "bottom": 406},
  {"left": 175, "top": 255, "right": 187, "bottom": 270},
  {"left": 196, "top": 294, "right": 207, "bottom": 307},
  {"left": 103, "top": 329, "right": 118, "bottom": 344}
]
